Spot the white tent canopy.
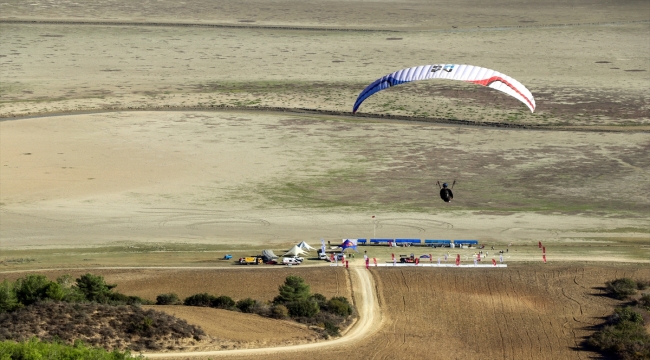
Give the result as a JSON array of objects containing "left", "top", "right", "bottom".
[
  {"left": 283, "top": 245, "right": 308, "bottom": 257},
  {"left": 296, "top": 241, "right": 316, "bottom": 251}
]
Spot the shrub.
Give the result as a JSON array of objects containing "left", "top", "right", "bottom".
[
  {"left": 0, "top": 337, "right": 140, "bottom": 359},
  {"left": 251, "top": 302, "right": 271, "bottom": 317},
  {"left": 235, "top": 298, "right": 256, "bottom": 313},
  {"left": 587, "top": 305, "right": 650, "bottom": 359},
  {"left": 323, "top": 321, "right": 340, "bottom": 337},
  {"left": 274, "top": 276, "right": 311, "bottom": 304},
  {"left": 56, "top": 275, "right": 75, "bottom": 288},
  {"left": 109, "top": 293, "right": 151, "bottom": 306},
  {"left": 327, "top": 298, "right": 352, "bottom": 317},
  {"left": 331, "top": 296, "right": 351, "bottom": 305},
  {"left": 61, "top": 286, "right": 87, "bottom": 303},
  {"left": 43, "top": 282, "right": 65, "bottom": 301},
  {"left": 605, "top": 278, "right": 638, "bottom": 300},
  {"left": 611, "top": 306, "right": 644, "bottom": 324},
  {"left": 286, "top": 299, "right": 320, "bottom": 318},
  {"left": 0, "top": 280, "right": 21, "bottom": 313},
  {"left": 310, "top": 293, "right": 327, "bottom": 309},
  {"left": 75, "top": 274, "right": 116, "bottom": 303},
  {"left": 636, "top": 279, "right": 650, "bottom": 290},
  {"left": 211, "top": 296, "right": 235, "bottom": 309},
  {"left": 14, "top": 275, "right": 52, "bottom": 306},
  {"left": 270, "top": 304, "right": 289, "bottom": 319},
  {"left": 637, "top": 293, "right": 650, "bottom": 311},
  {"left": 156, "top": 293, "right": 181, "bottom": 305},
  {"left": 587, "top": 321, "right": 650, "bottom": 359},
  {"left": 183, "top": 293, "right": 215, "bottom": 307}
]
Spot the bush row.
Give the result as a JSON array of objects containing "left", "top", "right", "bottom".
[
  {"left": 605, "top": 278, "right": 650, "bottom": 300},
  {"left": 586, "top": 278, "right": 650, "bottom": 360},
  {"left": 586, "top": 306, "right": 650, "bottom": 360},
  {"left": 0, "top": 274, "right": 151, "bottom": 313},
  {"left": 0, "top": 337, "right": 142, "bottom": 360},
  {"left": 171, "top": 275, "right": 355, "bottom": 337}
]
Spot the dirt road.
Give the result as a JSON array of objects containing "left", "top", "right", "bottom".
[{"left": 142, "top": 265, "right": 381, "bottom": 358}]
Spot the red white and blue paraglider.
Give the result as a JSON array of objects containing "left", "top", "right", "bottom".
[{"left": 353, "top": 64, "right": 536, "bottom": 113}]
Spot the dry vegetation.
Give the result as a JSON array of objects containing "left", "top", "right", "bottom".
[{"left": 0, "top": 302, "right": 206, "bottom": 352}]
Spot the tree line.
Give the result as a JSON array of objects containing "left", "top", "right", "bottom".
[
  {"left": 0, "top": 273, "right": 355, "bottom": 357},
  {"left": 157, "top": 275, "right": 355, "bottom": 337},
  {"left": 0, "top": 273, "right": 150, "bottom": 312}
]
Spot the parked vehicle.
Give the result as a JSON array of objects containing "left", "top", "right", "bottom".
[
  {"left": 282, "top": 257, "right": 301, "bottom": 265},
  {"left": 239, "top": 256, "right": 264, "bottom": 265},
  {"left": 317, "top": 249, "right": 330, "bottom": 260}
]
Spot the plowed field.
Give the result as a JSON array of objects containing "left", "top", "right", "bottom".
[
  {"left": 1, "top": 267, "right": 351, "bottom": 302},
  {"left": 364, "top": 265, "right": 650, "bottom": 359},
  {"left": 208, "top": 264, "right": 649, "bottom": 360}
]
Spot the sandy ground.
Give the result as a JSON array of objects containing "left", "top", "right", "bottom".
[
  {"left": 1, "top": 5, "right": 648, "bottom": 125},
  {"left": 2, "top": 0, "right": 648, "bottom": 30},
  {"left": 1, "top": 111, "right": 649, "bottom": 254}
]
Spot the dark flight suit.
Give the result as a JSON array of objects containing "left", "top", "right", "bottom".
[{"left": 440, "top": 188, "right": 453, "bottom": 202}]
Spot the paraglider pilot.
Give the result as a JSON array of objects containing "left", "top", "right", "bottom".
[{"left": 437, "top": 180, "right": 455, "bottom": 203}]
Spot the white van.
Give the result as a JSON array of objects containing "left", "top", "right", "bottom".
[{"left": 282, "top": 257, "right": 301, "bottom": 265}]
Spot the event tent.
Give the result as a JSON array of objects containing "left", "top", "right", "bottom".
[
  {"left": 283, "top": 245, "right": 308, "bottom": 257},
  {"left": 338, "top": 239, "right": 359, "bottom": 252},
  {"left": 262, "top": 249, "right": 278, "bottom": 262},
  {"left": 296, "top": 241, "right": 316, "bottom": 251}
]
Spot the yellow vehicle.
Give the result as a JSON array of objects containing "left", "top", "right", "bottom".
[{"left": 239, "top": 256, "right": 264, "bottom": 265}]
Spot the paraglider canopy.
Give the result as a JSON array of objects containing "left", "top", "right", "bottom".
[{"left": 353, "top": 64, "right": 535, "bottom": 113}]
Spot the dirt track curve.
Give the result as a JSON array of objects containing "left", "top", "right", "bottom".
[{"left": 142, "top": 265, "right": 381, "bottom": 358}]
